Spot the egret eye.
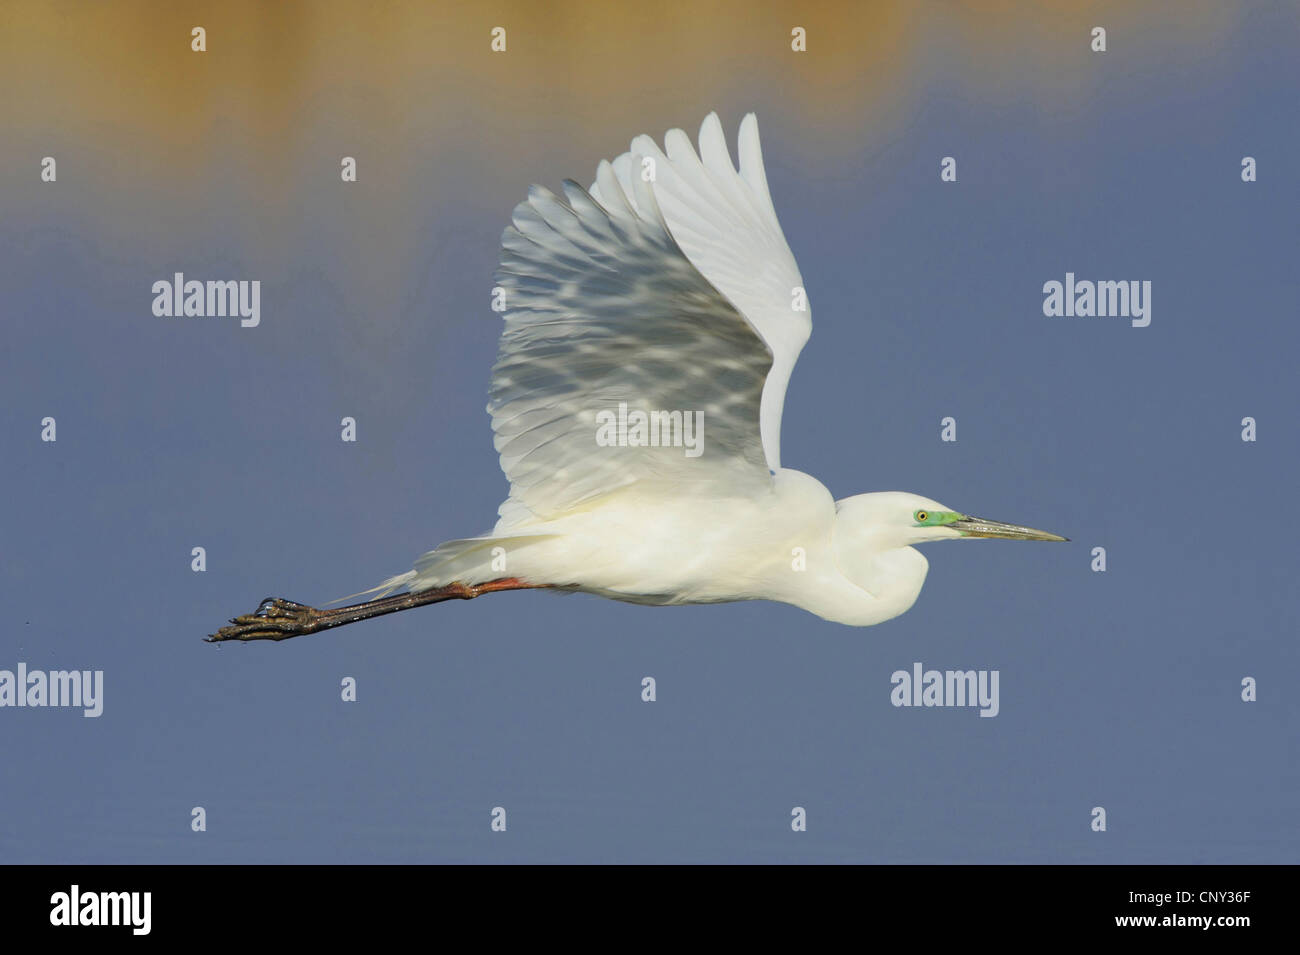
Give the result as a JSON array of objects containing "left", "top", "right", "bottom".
[{"left": 915, "top": 510, "right": 928, "bottom": 523}]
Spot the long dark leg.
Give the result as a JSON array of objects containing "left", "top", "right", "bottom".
[{"left": 206, "top": 578, "right": 544, "bottom": 643}]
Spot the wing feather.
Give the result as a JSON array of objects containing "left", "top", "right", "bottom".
[
  {"left": 490, "top": 179, "right": 771, "bottom": 523},
  {"left": 590, "top": 112, "right": 811, "bottom": 469},
  {"left": 488, "top": 113, "right": 811, "bottom": 525}
]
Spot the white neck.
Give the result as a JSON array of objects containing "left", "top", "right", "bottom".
[{"left": 805, "top": 515, "right": 932, "bottom": 627}]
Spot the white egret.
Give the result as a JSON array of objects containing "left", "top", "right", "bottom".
[{"left": 209, "top": 112, "right": 1065, "bottom": 643}]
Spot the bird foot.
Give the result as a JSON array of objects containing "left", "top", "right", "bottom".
[{"left": 206, "top": 597, "right": 323, "bottom": 643}]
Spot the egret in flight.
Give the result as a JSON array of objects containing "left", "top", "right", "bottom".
[{"left": 209, "top": 112, "right": 1065, "bottom": 643}]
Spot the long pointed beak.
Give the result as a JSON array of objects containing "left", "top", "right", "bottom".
[{"left": 951, "top": 516, "right": 1068, "bottom": 542}]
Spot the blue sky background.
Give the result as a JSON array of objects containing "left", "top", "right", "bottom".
[{"left": 1, "top": 1, "right": 1297, "bottom": 862}]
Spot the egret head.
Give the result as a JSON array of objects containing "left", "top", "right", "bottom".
[{"left": 836, "top": 491, "right": 1068, "bottom": 550}]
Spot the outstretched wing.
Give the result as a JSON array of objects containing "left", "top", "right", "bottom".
[
  {"left": 489, "top": 113, "right": 810, "bottom": 524},
  {"left": 592, "top": 112, "right": 811, "bottom": 470}
]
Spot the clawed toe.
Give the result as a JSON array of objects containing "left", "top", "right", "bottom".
[{"left": 206, "top": 597, "right": 323, "bottom": 642}]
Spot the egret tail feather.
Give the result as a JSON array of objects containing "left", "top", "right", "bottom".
[{"left": 325, "top": 570, "right": 418, "bottom": 606}]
